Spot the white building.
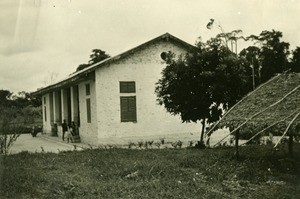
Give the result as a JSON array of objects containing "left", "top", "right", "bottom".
[{"left": 33, "top": 33, "right": 201, "bottom": 145}]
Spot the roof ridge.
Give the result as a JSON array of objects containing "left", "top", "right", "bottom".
[{"left": 33, "top": 33, "right": 196, "bottom": 96}]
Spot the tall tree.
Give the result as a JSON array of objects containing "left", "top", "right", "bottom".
[
  {"left": 76, "top": 49, "right": 110, "bottom": 72},
  {"left": 247, "top": 30, "right": 290, "bottom": 82},
  {"left": 88, "top": 49, "right": 110, "bottom": 65},
  {"left": 0, "top": 90, "right": 13, "bottom": 107},
  {"left": 155, "top": 35, "right": 251, "bottom": 145},
  {"left": 76, "top": 64, "right": 90, "bottom": 72},
  {"left": 239, "top": 46, "right": 261, "bottom": 87},
  {"left": 290, "top": 47, "right": 300, "bottom": 72}
]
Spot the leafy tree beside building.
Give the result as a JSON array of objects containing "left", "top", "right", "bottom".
[
  {"left": 156, "top": 29, "right": 300, "bottom": 146},
  {"left": 155, "top": 34, "right": 252, "bottom": 146}
]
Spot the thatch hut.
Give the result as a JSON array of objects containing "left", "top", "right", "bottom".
[{"left": 207, "top": 73, "right": 300, "bottom": 156}]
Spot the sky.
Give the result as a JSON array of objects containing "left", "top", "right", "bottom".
[{"left": 1, "top": 0, "right": 300, "bottom": 93}]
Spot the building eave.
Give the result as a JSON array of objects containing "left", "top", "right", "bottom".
[
  {"left": 32, "top": 71, "right": 95, "bottom": 96},
  {"left": 32, "top": 32, "right": 198, "bottom": 96}
]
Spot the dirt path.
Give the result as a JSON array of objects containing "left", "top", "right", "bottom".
[{"left": 9, "top": 134, "right": 80, "bottom": 154}]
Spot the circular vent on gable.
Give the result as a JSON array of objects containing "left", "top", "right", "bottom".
[{"left": 160, "top": 52, "right": 167, "bottom": 61}]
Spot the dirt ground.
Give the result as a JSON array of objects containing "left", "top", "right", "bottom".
[{"left": 9, "top": 133, "right": 86, "bottom": 154}]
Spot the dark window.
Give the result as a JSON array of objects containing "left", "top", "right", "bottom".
[
  {"left": 120, "top": 96, "right": 137, "bottom": 122},
  {"left": 120, "top": 81, "right": 136, "bottom": 93},
  {"left": 86, "top": 98, "right": 91, "bottom": 123},
  {"left": 86, "top": 84, "right": 90, "bottom": 96},
  {"left": 44, "top": 97, "right": 46, "bottom": 104}
]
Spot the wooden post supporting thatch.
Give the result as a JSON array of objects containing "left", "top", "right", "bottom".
[
  {"left": 200, "top": 118, "right": 206, "bottom": 143},
  {"left": 235, "top": 130, "right": 240, "bottom": 160},
  {"left": 273, "top": 112, "right": 300, "bottom": 157},
  {"left": 289, "top": 134, "right": 293, "bottom": 157}
]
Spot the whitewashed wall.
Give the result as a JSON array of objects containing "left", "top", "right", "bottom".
[
  {"left": 78, "top": 80, "right": 98, "bottom": 145},
  {"left": 42, "top": 93, "right": 51, "bottom": 134},
  {"left": 95, "top": 40, "right": 201, "bottom": 145}
]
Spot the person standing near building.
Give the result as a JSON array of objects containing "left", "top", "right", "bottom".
[
  {"left": 66, "top": 124, "right": 73, "bottom": 143},
  {"left": 61, "top": 120, "right": 68, "bottom": 141},
  {"left": 70, "top": 121, "right": 76, "bottom": 136}
]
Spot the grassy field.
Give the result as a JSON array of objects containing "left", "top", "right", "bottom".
[{"left": 1, "top": 144, "right": 300, "bottom": 199}]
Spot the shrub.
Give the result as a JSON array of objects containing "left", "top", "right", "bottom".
[
  {"left": 171, "top": 140, "right": 183, "bottom": 149},
  {"left": 154, "top": 141, "right": 161, "bottom": 148},
  {"left": 0, "top": 133, "right": 20, "bottom": 155},
  {"left": 159, "top": 137, "right": 165, "bottom": 145},
  {"left": 128, "top": 142, "right": 136, "bottom": 149},
  {"left": 195, "top": 141, "right": 206, "bottom": 149},
  {"left": 137, "top": 141, "right": 143, "bottom": 149}
]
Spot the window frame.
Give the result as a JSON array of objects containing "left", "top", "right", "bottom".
[{"left": 119, "top": 81, "right": 136, "bottom": 93}]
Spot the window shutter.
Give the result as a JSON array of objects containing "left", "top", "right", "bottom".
[
  {"left": 120, "top": 96, "right": 136, "bottom": 122},
  {"left": 128, "top": 97, "right": 136, "bottom": 121}
]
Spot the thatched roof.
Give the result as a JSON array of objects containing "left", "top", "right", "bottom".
[{"left": 212, "top": 73, "right": 300, "bottom": 137}]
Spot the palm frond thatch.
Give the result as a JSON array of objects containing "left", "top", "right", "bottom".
[{"left": 212, "top": 73, "right": 300, "bottom": 137}]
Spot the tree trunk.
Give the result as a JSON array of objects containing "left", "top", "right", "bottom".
[
  {"left": 288, "top": 134, "right": 293, "bottom": 157},
  {"left": 235, "top": 131, "right": 240, "bottom": 160},
  {"left": 200, "top": 118, "right": 206, "bottom": 143}
]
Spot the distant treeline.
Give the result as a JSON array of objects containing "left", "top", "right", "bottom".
[{"left": 0, "top": 90, "right": 42, "bottom": 133}]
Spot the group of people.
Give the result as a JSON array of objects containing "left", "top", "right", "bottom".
[{"left": 61, "top": 120, "right": 77, "bottom": 143}]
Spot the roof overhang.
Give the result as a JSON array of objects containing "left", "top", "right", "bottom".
[
  {"left": 32, "top": 71, "right": 95, "bottom": 96},
  {"left": 32, "top": 33, "right": 198, "bottom": 97}
]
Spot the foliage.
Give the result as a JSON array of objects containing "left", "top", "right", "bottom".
[
  {"left": 76, "top": 49, "right": 110, "bottom": 72},
  {"left": 155, "top": 33, "right": 252, "bottom": 143},
  {"left": 0, "top": 89, "right": 41, "bottom": 108},
  {"left": 0, "top": 90, "right": 13, "bottom": 106},
  {"left": 0, "top": 107, "right": 19, "bottom": 155},
  {"left": 171, "top": 140, "right": 183, "bottom": 148},
  {"left": 1, "top": 145, "right": 300, "bottom": 198},
  {"left": 290, "top": 47, "right": 300, "bottom": 72},
  {"left": 240, "top": 46, "right": 261, "bottom": 86},
  {"left": 0, "top": 135, "right": 19, "bottom": 155},
  {"left": 76, "top": 64, "right": 90, "bottom": 72},
  {"left": 0, "top": 90, "right": 42, "bottom": 126},
  {"left": 88, "top": 49, "right": 110, "bottom": 65},
  {"left": 0, "top": 90, "right": 42, "bottom": 154},
  {"left": 246, "top": 30, "right": 290, "bottom": 83}
]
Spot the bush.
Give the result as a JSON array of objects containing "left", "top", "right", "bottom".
[
  {"left": 195, "top": 141, "right": 206, "bottom": 149},
  {"left": 0, "top": 132, "right": 20, "bottom": 155}
]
